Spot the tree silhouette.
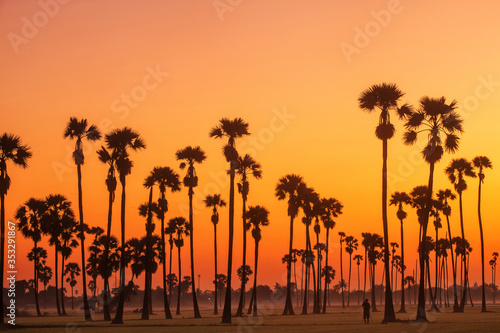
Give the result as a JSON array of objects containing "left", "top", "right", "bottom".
[
  {"left": 353, "top": 254, "right": 363, "bottom": 305},
  {"left": 59, "top": 207, "right": 79, "bottom": 316},
  {"left": 209, "top": 117, "right": 250, "bottom": 323},
  {"left": 0, "top": 133, "right": 31, "bottom": 324},
  {"left": 214, "top": 274, "right": 227, "bottom": 308},
  {"left": 64, "top": 262, "right": 81, "bottom": 310},
  {"left": 404, "top": 96, "right": 462, "bottom": 320},
  {"left": 345, "top": 235, "right": 358, "bottom": 307},
  {"left": 363, "top": 232, "right": 383, "bottom": 312},
  {"left": 171, "top": 217, "right": 188, "bottom": 315},
  {"left": 490, "top": 252, "right": 498, "bottom": 304},
  {"left": 85, "top": 226, "right": 104, "bottom": 309},
  {"left": 64, "top": 117, "right": 101, "bottom": 322},
  {"left": 204, "top": 193, "right": 226, "bottom": 315},
  {"left": 38, "top": 263, "right": 53, "bottom": 309},
  {"left": 338, "top": 231, "right": 346, "bottom": 309},
  {"left": 359, "top": 83, "right": 411, "bottom": 322}
]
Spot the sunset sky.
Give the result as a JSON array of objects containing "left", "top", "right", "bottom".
[{"left": 1, "top": 0, "right": 499, "bottom": 294}]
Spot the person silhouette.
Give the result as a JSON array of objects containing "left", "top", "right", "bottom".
[{"left": 362, "top": 298, "right": 370, "bottom": 324}]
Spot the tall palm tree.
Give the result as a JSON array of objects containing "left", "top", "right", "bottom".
[
  {"left": 445, "top": 158, "right": 476, "bottom": 311},
  {"left": 139, "top": 193, "right": 156, "bottom": 320},
  {"left": 171, "top": 217, "right": 188, "bottom": 315},
  {"left": 176, "top": 146, "right": 206, "bottom": 318},
  {"left": 246, "top": 205, "right": 269, "bottom": 316},
  {"left": 0, "top": 133, "right": 31, "bottom": 324},
  {"left": 204, "top": 194, "right": 227, "bottom": 315},
  {"left": 338, "top": 231, "right": 346, "bottom": 309},
  {"left": 96, "top": 146, "right": 118, "bottom": 320},
  {"left": 361, "top": 233, "right": 370, "bottom": 302},
  {"left": 64, "top": 117, "right": 101, "bottom": 321},
  {"left": 389, "top": 191, "right": 411, "bottom": 312},
  {"left": 353, "top": 254, "right": 363, "bottom": 305},
  {"left": 106, "top": 127, "right": 145, "bottom": 324},
  {"left": 403, "top": 96, "right": 463, "bottom": 320},
  {"left": 209, "top": 117, "right": 249, "bottom": 323},
  {"left": 64, "top": 262, "right": 81, "bottom": 310},
  {"left": 59, "top": 210, "right": 80, "bottom": 315},
  {"left": 320, "top": 197, "right": 342, "bottom": 313},
  {"left": 436, "top": 189, "right": 459, "bottom": 311},
  {"left": 345, "top": 236, "right": 358, "bottom": 307},
  {"left": 235, "top": 154, "right": 262, "bottom": 317},
  {"left": 16, "top": 198, "right": 46, "bottom": 316},
  {"left": 276, "top": 174, "right": 305, "bottom": 315},
  {"left": 359, "top": 83, "right": 412, "bottom": 323},
  {"left": 472, "top": 156, "right": 492, "bottom": 312}
]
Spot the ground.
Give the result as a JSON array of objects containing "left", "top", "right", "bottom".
[{"left": 6, "top": 304, "right": 500, "bottom": 332}]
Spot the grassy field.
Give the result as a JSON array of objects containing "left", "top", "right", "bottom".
[{"left": 8, "top": 304, "right": 500, "bottom": 332}]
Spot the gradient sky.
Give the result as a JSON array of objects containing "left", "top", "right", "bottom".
[{"left": 1, "top": 0, "right": 499, "bottom": 293}]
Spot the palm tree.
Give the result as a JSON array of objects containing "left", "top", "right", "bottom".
[
  {"left": 0, "top": 133, "right": 32, "bottom": 324},
  {"left": 338, "top": 231, "right": 346, "bottom": 309},
  {"left": 246, "top": 206, "right": 269, "bottom": 316},
  {"left": 59, "top": 210, "right": 80, "bottom": 315},
  {"left": 403, "top": 96, "right": 463, "bottom": 320},
  {"left": 105, "top": 127, "right": 145, "bottom": 324},
  {"left": 171, "top": 217, "right": 188, "bottom": 315},
  {"left": 204, "top": 194, "right": 227, "bottom": 315},
  {"left": 235, "top": 154, "right": 262, "bottom": 317},
  {"left": 86, "top": 227, "right": 104, "bottom": 306},
  {"left": 16, "top": 198, "right": 46, "bottom": 316},
  {"left": 390, "top": 242, "right": 399, "bottom": 294},
  {"left": 321, "top": 266, "right": 335, "bottom": 306},
  {"left": 490, "top": 252, "right": 498, "bottom": 304},
  {"left": 354, "top": 254, "right": 363, "bottom": 305},
  {"left": 320, "top": 198, "right": 342, "bottom": 313},
  {"left": 361, "top": 233, "right": 370, "bottom": 302},
  {"left": 436, "top": 189, "right": 459, "bottom": 311},
  {"left": 96, "top": 146, "right": 118, "bottom": 320},
  {"left": 38, "top": 263, "right": 53, "bottom": 309},
  {"left": 390, "top": 191, "right": 411, "bottom": 312},
  {"left": 345, "top": 236, "right": 358, "bottom": 307},
  {"left": 64, "top": 263, "right": 81, "bottom": 310},
  {"left": 364, "top": 232, "right": 383, "bottom": 312},
  {"left": 138, "top": 196, "right": 156, "bottom": 320},
  {"left": 276, "top": 174, "right": 305, "bottom": 315},
  {"left": 64, "top": 117, "right": 101, "bottom": 321},
  {"left": 445, "top": 158, "right": 476, "bottom": 311},
  {"left": 471, "top": 156, "right": 492, "bottom": 312},
  {"left": 165, "top": 221, "right": 176, "bottom": 303},
  {"left": 359, "top": 83, "right": 411, "bottom": 323},
  {"left": 176, "top": 146, "right": 206, "bottom": 318},
  {"left": 209, "top": 117, "right": 249, "bottom": 323}
]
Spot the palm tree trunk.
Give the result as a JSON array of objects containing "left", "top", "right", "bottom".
[
  {"left": 314, "top": 231, "right": 320, "bottom": 313},
  {"left": 340, "top": 240, "right": 344, "bottom": 309},
  {"left": 236, "top": 195, "right": 247, "bottom": 317},
  {"left": 102, "top": 187, "right": 114, "bottom": 321},
  {"left": 293, "top": 257, "right": 298, "bottom": 307},
  {"left": 112, "top": 177, "right": 126, "bottom": 324},
  {"left": 435, "top": 228, "right": 439, "bottom": 303},
  {"left": 213, "top": 221, "right": 218, "bottom": 315},
  {"left": 177, "top": 246, "right": 182, "bottom": 315},
  {"left": 302, "top": 225, "right": 311, "bottom": 314},
  {"left": 55, "top": 245, "right": 61, "bottom": 315},
  {"left": 221, "top": 169, "right": 235, "bottom": 324},
  {"left": 61, "top": 252, "right": 67, "bottom": 315},
  {"left": 399, "top": 219, "right": 406, "bottom": 312},
  {"left": 322, "top": 228, "right": 330, "bottom": 314},
  {"left": 76, "top": 164, "right": 92, "bottom": 321},
  {"left": 188, "top": 189, "right": 201, "bottom": 318},
  {"left": 34, "top": 241, "right": 41, "bottom": 316},
  {"left": 363, "top": 247, "right": 367, "bottom": 301},
  {"left": 426, "top": 257, "right": 440, "bottom": 312},
  {"left": 445, "top": 214, "right": 459, "bottom": 312},
  {"left": 371, "top": 262, "right": 377, "bottom": 312},
  {"left": 478, "top": 178, "right": 487, "bottom": 312},
  {"left": 458, "top": 192, "right": 467, "bottom": 311},
  {"left": 252, "top": 239, "right": 259, "bottom": 316},
  {"left": 160, "top": 192, "right": 172, "bottom": 319},
  {"left": 283, "top": 215, "right": 295, "bottom": 315},
  {"left": 141, "top": 188, "right": 153, "bottom": 320},
  {"left": 348, "top": 253, "right": 352, "bottom": 307},
  {"left": 169, "top": 237, "right": 173, "bottom": 303},
  {"left": 357, "top": 264, "right": 360, "bottom": 306}
]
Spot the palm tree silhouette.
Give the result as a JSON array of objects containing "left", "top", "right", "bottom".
[
  {"left": 345, "top": 236, "right": 358, "bottom": 307},
  {"left": 16, "top": 198, "right": 46, "bottom": 316},
  {"left": 86, "top": 227, "right": 104, "bottom": 308},
  {"left": 165, "top": 220, "right": 176, "bottom": 304},
  {"left": 235, "top": 154, "right": 262, "bottom": 317},
  {"left": 105, "top": 127, "right": 145, "bottom": 324},
  {"left": 276, "top": 174, "right": 305, "bottom": 315},
  {"left": 59, "top": 208, "right": 80, "bottom": 316},
  {"left": 353, "top": 254, "right": 363, "bottom": 305},
  {"left": 64, "top": 117, "right": 101, "bottom": 322},
  {"left": 0, "top": 133, "right": 31, "bottom": 324},
  {"left": 209, "top": 117, "right": 249, "bottom": 323},
  {"left": 359, "top": 83, "right": 411, "bottom": 323},
  {"left": 246, "top": 205, "right": 269, "bottom": 316},
  {"left": 176, "top": 146, "right": 206, "bottom": 318},
  {"left": 389, "top": 191, "right": 411, "bottom": 312},
  {"left": 38, "top": 263, "right": 52, "bottom": 309},
  {"left": 338, "top": 231, "right": 346, "bottom": 309},
  {"left": 363, "top": 232, "right": 383, "bottom": 312},
  {"left": 204, "top": 194, "right": 226, "bottom": 315},
  {"left": 445, "top": 158, "right": 476, "bottom": 311},
  {"left": 138, "top": 196, "right": 156, "bottom": 320},
  {"left": 389, "top": 242, "right": 399, "bottom": 295},
  {"left": 471, "top": 156, "right": 492, "bottom": 312},
  {"left": 490, "top": 252, "right": 498, "bottom": 304},
  {"left": 403, "top": 96, "right": 462, "bottom": 320},
  {"left": 64, "top": 262, "right": 81, "bottom": 310},
  {"left": 171, "top": 217, "right": 188, "bottom": 315}
]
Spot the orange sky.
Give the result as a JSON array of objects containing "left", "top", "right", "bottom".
[{"left": 1, "top": 0, "right": 499, "bottom": 294}]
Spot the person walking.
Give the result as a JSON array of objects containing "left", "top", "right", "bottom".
[{"left": 362, "top": 299, "right": 370, "bottom": 324}]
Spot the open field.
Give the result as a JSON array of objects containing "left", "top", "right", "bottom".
[{"left": 8, "top": 304, "right": 500, "bottom": 332}]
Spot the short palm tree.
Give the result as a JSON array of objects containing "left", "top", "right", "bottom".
[
  {"left": 345, "top": 236, "right": 358, "bottom": 307},
  {"left": 0, "top": 133, "right": 31, "bottom": 323},
  {"left": 209, "top": 117, "right": 250, "bottom": 323},
  {"left": 235, "top": 154, "right": 262, "bottom": 317},
  {"left": 276, "top": 174, "right": 305, "bottom": 315},
  {"left": 490, "top": 252, "right": 498, "bottom": 304},
  {"left": 338, "top": 231, "right": 346, "bottom": 309},
  {"left": 171, "top": 217, "right": 189, "bottom": 315},
  {"left": 64, "top": 263, "right": 81, "bottom": 310},
  {"left": 38, "top": 263, "right": 53, "bottom": 309},
  {"left": 64, "top": 117, "right": 101, "bottom": 322},
  {"left": 204, "top": 194, "right": 227, "bottom": 315},
  {"left": 472, "top": 156, "right": 492, "bottom": 312},
  {"left": 403, "top": 96, "right": 463, "bottom": 320},
  {"left": 176, "top": 146, "right": 206, "bottom": 318},
  {"left": 353, "top": 254, "right": 363, "bottom": 305},
  {"left": 359, "top": 83, "right": 412, "bottom": 323},
  {"left": 59, "top": 209, "right": 79, "bottom": 316},
  {"left": 246, "top": 205, "right": 270, "bottom": 316}
]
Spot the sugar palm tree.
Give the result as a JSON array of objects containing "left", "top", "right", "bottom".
[
  {"left": 59, "top": 211, "right": 80, "bottom": 315},
  {"left": 106, "top": 127, "right": 145, "bottom": 324},
  {"left": 38, "top": 264, "right": 52, "bottom": 309},
  {"left": 171, "top": 217, "right": 189, "bottom": 315},
  {"left": 165, "top": 221, "right": 176, "bottom": 303},
  {"left": 490, "top": 252, "right": 498, "bottom": 304},
  {"left": 209, "top": 118, "right": 249, "bottom": 323},
  {"left": 138, "top": 194, "right": 156, "bottom": 320},
  {"left": 389, "top": 191, "right": 411, "bottom": 312},
  {"left": 445, "top": 158, "right": 476, "bottom": 311},
  {"left": 359, "top": 83, "right": 412, "bottom": 323},
  {"left": 0, "top": 133, "right": 32, "bottom": 324},
  {"left": 64, "top": 117, "right": 101, "bottom": 321},
  {"left": 64, "top": 263, "right": 81, "bottom": 310},
  {"left": 345, "top": 236, "right": 358, "bottom": 307},
  {"left": 361, "top": 233, "right": 370, "bottom": 302},
  {"left": 235, "top": 154, "right": 262, "bottom": 317},
  {"left": 276, "top": 174, "right": 305, "bottom": 315},
  {"left": 403, "top": 96, "right": 463, "bottom": 320},
  {"left": 354, "top": 254, "right": 363, "bottom": 305},
  {"left": 338, "top": 231, "right": 346, "bottom": 309},
  {"left": 176, "top": 146, "right": 206, "bottom": 318},
  {"left": 364, "top": 233, "right": 383, "bottom": 312},
  {"left": 16, "top": 198, "right": 46, "bottom": 316},
  {"left": 204, "top": 194, "right": 227, "bottom": 315},
  {"left": 472, "top": 156, "right": 492, "bottom": 312},
  {"left": 85, "top": 227, "right": 104, "bottom": 310},
  {"left": 246, "top": 205, "right": 269, "bottom": 316}
]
